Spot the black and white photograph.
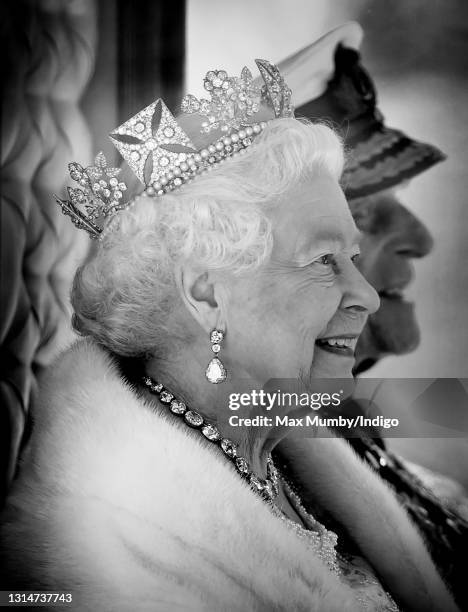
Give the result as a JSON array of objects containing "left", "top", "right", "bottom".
[{"left": 1, "top": 1, "right": 467, "bottom": 610}]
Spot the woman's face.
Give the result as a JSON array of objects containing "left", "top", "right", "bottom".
[{"left": 225, "top": 174, "right": 380, "bottom": 384}]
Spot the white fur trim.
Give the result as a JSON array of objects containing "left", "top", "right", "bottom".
[{"left": 1, "top": 340, "right": 457, "bottom": 611}]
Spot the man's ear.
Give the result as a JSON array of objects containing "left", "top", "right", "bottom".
[{"left": 175, "top": 263, "right": 227, "bottom": 334}]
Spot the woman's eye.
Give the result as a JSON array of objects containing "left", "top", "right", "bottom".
[
  {"left": 351, "top": 253, "right": 360, "bottom": 263},
  {"left": 317, "top": 254, "right": 335, "bottom": 266}
]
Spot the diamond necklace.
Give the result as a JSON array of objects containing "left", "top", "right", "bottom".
[
  {"left": 142, "top": 375, "right": 341, "bottom": 578},
  {"left": 142, "top": 375, "right": 280, "bottom": 501}
]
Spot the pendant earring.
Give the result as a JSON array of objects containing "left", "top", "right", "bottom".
[{"left": 205, "top": 329, "right": 227, "bottom": 384}]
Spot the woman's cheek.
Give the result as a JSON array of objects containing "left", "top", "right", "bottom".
[{"left": 299, "top": 281, "right": 342, "bottom": 323}]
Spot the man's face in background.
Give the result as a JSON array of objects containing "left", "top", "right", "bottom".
[{"left": 350, "top": 189, "right": 434, "bottom": 374}]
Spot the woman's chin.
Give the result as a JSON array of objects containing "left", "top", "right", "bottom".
[{"left": 311, "top": 345, "right": 357, "bottom": 379}]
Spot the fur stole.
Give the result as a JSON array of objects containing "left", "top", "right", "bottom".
[{"left": 0, "top": 340, "right": 457, "bottom": 611}]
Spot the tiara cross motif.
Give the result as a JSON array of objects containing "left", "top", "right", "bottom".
[{"left": 110, "top": 100, "right": 197, "bottom": 187}]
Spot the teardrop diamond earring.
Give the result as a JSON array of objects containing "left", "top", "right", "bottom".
[{"left": 205, "top": 329, "right": 227, "bottom": 384}]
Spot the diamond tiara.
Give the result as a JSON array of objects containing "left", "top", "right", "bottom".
[{"left": 55, "top": 59, "right": 294, "bottom": 240}]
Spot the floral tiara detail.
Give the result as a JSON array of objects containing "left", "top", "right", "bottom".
[
  {"left": 54, "top": 152, "right": 128, "bottom": 239},
  {"left": 55, "top": 59, "right": 294, "bottom": 240}
]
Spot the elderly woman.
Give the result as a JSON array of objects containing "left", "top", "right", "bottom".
[{"left": 0, "top": 61, "right": 457, "bottom": 612}]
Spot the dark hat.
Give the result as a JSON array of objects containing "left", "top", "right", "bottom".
[{"left": 276, "top": 23, "right": 446, "bottom": 199}]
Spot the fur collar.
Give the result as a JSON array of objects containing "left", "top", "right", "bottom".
[{"left": 1, "top": 340, "right": 456, "bottom": 611}]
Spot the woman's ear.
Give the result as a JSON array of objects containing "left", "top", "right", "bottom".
[{"left": 175, "top": 263, "right": 227, "bottom": 333}]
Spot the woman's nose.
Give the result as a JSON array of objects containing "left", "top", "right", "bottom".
[{"left": 340, "top": 259, "right": 380, "bottom": 315}]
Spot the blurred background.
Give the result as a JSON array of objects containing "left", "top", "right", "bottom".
[{"left": 1, "top": 0, "right": 467, "bottom": 503}]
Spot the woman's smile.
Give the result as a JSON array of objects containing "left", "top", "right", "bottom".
[{"left": 315, "top": 333, "right": 360, "bottom": 357}]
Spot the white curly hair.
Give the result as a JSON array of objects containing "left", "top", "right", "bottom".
[{"left": 72, "top": 118, "right": 344, "bottom": 357}]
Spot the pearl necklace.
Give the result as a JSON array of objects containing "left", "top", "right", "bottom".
[{"left": 142, "top": 376, "right": 280, "bottom": 501}]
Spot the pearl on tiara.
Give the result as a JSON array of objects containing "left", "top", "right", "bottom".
[{"left": 138, "top": 122, "right": 266, "bottom": 203}]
